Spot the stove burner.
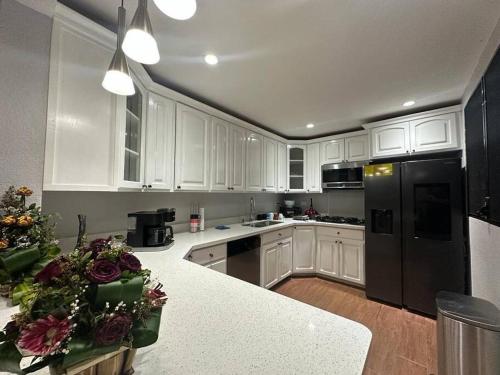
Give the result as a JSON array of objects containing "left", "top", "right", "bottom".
[{"left": 316, "top": 215, "right": 365, "bottom": 225}]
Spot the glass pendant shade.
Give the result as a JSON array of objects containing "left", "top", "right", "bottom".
[
  {"left": 153, "top": 0, "right": 197, "bottom": 20},
  {"left": 102, "top": 6, "right": 135, "bottom": 96},
  {"left": 122, "top": 0, "right": 160, "bottom": 65}
]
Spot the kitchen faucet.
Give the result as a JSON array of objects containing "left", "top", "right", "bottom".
[{"left": 250, "top": 196, "right": 256, "bottom": 222}]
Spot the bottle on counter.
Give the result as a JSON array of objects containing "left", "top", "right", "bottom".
[{"left": 200, "top": 208, "right": 205, "bottom": 231}]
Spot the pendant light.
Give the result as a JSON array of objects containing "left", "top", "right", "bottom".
[
  {"left": 102, "top": 3, "right": 135, "bottom": 96},
  {"left": 152, "top": 0, "right": 197, "bottom": 20},
  {"left": 122, "top": 0, "right": 160, "bottom": 65}
]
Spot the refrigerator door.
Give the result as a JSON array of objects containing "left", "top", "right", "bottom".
[
  {"left": 364, "top": 163, "right": 403, "bottom": 306},
  {"left": 402, "top": 158, "right": 465, "bottom": 316}
]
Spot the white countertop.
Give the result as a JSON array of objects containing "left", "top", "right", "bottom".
[{"left": 0, "top": 219, "right": 371, "bottom": 374}]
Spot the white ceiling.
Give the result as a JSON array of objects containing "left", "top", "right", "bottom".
[{"left": 60, "top": 0, "right": 500, "bottom": 138}]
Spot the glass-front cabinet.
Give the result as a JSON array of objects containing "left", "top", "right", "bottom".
[{"left": 288, "top": 145, "right": 306, "bottom": 192}]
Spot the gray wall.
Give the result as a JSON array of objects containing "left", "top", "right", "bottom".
[
  {"left": 284, "top": 190, "right": 365, "bottom": 218},
  {"left": 0, "top": 0, "right": 52, "bottom": 205}
]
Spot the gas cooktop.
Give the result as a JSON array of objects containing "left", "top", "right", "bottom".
[{"left": 315, "top": 216, "right": 366, "bottom": 226}]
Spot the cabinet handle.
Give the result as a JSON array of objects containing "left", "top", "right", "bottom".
[
  {"left": 412, "top": 149, "right": 415, "bottom": 153},
  {"left": 142, "top": 185, "right": 147, "bottom": 189},
  {"left": 335, "top": 240, "right": 338, "bottom": 243},
  {"left": 188, "top": 254, "right": 192, "bottom": 260},
  {"left": 337, "top": 231, "right": 340, "bottom": 235},
  {"left": 227, "top": 187, "right": 231, "bottom": 190},
  {"left": 406, "top": 150, "right": 409, "bottom": 154},
  {"left": 148, "top": 185, "right": 152, "bottom": 188},
  {"left": 278, "top": 233, "right": 282, "bottom": 236},
  {"left": 177, "top": 186, "right": 181, "bottom": 189},
  {"left": 278, "top": 242, "right": 283, "bottom": 245},
  {"left": 231, "top": 187, "right": 234, "bottom": 190},
  {"left": 209, "top": 253, "right": 214, "bottom": 258},
  {"left": 339, "top": 241, "right": 343, "bottom": 244}
]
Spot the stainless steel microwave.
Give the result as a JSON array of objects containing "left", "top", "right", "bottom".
[{"left": 321, "top": 161, "right": 367, "bottom": 189}]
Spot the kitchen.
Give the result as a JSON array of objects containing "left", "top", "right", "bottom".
[{"left": 1, "top": 0, "right": 500, "bottom": 374}]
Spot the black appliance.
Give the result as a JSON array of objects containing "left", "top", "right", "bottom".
[
  {"left": 316, "top": 215, "right": 365, "bottom": 226},
  {"left": 321, "top": 161, "right": 367, "bottom": 189},
  {"left": 280, "top": 206, "right": 302, "bottom": 218},
  {"left": 227, "top": 236, "right": 261, "bottom": 285},
  {"left": 127, "top": 209, "right": 175, "bottom": 247},
  {"left": 364, "top": 158, "right": 465, "bottom": 316}
]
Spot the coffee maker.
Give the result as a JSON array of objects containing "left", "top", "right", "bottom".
[{"left": 127, "top": 209, "right": 175, "bottom": 247}]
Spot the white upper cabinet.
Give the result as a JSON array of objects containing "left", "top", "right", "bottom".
[
  {"left": 370, "top": 122, "right": 410, "bottom": 158},
  {"left": 144, "top": 93, "right": 175, "bottom": 190},
  {"left": 306, "top": 143, "right": 321, "bottom": 192},
  {"left": 175, "top": 104, "right": 211, "bottom": 191},
  {"left": 321, "top": 139, "right": 345, "bottom": 164},
  {"left": 293, "top": 226, "right": 316, "bottom": 273},
  {"left": 44, "top": 19, "right": 119, "bottom": 191},
  {"left": 345, "top": 135, "right": 369, "bottom": 161},
  {"left": 409, "top": 113, "right": 458, "bottom": 153},
  {"left": 229, "top": 125, "right": 246, "bottom": 191},
  {"left": 277, "top": 142, "right": 288, "bottom": 192},
  {"left": 210, "top": 117, "right": 231, "bottom": 191},
  {"left": 246, "top": 132, "right": 264, "bottom": 191},
  {"left": 288, "top": 146, "right": 307, "bottom": 192},
  {"left": 263, "top": 137, "right": 277, "bottom": 192}
]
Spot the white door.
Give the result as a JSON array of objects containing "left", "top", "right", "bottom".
[
  {"left": 246, "top": 132, "right": 263, "bottom": 191},
  {"left": 229, "top": 125, "right": 246, "bottom": 191},
  {"left": 345, "top": 135, "right": 369, "bottom": 162},
  {"left": 316, "top": 235, "right": 340, "bottom": 278},
  {"left": 145, "top": 93, "right": 175, "bottom": 190},
  {"left": 175, "top": 104, "right": 211, "bottom": 191},
  {"left": 207, "top": 258, "right": 227, "bottom": 274},
  {"left": 306, "top": 143, "right": 321, "bottom": 192},
  {"left": 370, "top": 122, "right": 410, "bottom": 158},
  {"left": 410, "top": 113, "right": 458, "bottom": 153},
  {"left": 263, "top": 137, "right": 277, "bottom": 192},
  {"left": 321, "top": 139, "right": 345, "bottom": 164},
  {"left": 263, "top": 242, "right": 280, "bottom": 288},
  {"left": 277, "top": 142, "right": 288, "bottom": 192},
  {"left": 288, "top": 146, "right": 307, "bottom": 192},
  {"left": 292, "top": 226, "right": 316, "bottom": 273},
  {"left": 210, "top": 118, "right": 230, "bottom": 191},
  {"left": 339, "top": 239, "right": 364, "bottom": 285},
  {"left": 279, "top": 238, "right": 293, "bottom": 280}
]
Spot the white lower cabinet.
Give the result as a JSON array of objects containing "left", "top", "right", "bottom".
[
  {"left": 206, "top": 258, "right": 227, "bottom": 274},
  {"left": 316, "top": 235, "right": 341, "bottom": 278},
  {"left": 292, "top": 226, "right": 316, "bottom": 273},
  {"left": 262, "top": 237, "right": 293, "bottom": 289},
  {"left": 339, "top": 239, "right": 364, "bottom": 284}
]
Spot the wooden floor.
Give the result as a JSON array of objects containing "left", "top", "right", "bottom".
[{"left": 273, "top": 277, "right": 437, "bottom": 375}]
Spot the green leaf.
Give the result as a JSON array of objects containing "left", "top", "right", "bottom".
[
  {"left": 0, "top": 341, "right": 22, "bottom": 374},
  {"left": 12, "top": 279, "right": 35, "bottom": 308}
]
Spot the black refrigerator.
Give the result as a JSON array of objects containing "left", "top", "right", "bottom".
[{"left": 364, "top": 158, "right": 466, "bottom": 316}]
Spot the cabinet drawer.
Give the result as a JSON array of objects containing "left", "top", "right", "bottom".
[
  {"left": 317, "top": 226, "right": 364, "bottom": 241},
  {"left": 188, "top": 243, "right": 227, "bottom": 265},
  {"left": 261, "top": 228, "right": 293, "bottom": 245}
]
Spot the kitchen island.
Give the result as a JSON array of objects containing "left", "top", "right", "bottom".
[{"left": 0, "top": 219, "right": 371, "bottom": 374}]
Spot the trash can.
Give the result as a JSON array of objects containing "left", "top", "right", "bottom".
[{"left": 437, "top": 291, "right": 500, "bottom": 375}]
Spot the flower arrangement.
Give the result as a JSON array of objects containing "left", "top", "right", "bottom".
[
  {"left": 0, "top": 186, "right": 60, "bottom": 303},
  {"left": 0, "top": 236, "right": 166, "bottom": 374}
]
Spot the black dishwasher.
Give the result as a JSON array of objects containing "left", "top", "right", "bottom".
[{"left": 227, "top": 236, "right": 261, "bottom": 286}]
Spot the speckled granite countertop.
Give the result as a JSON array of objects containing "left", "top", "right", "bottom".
[{"left": 0, "top": 219, "right": 371, "bottom": 375}]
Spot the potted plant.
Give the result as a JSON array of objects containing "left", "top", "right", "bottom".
[
  {"left": 0, "top": 186, "right": 60, "bottom": 304},
  {"left": 0, "top": 236, "right": 166, "bottom": 374}
]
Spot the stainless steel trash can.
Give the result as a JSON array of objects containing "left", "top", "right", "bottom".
[{"left": 437, "top": 291, "right": 500, "bottom": 375}]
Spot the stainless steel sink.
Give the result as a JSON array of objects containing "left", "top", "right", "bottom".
[{"left": 242, "top": 220, "right": 283, "bottom": 228}]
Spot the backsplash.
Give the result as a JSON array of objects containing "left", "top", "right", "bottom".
[{"left": 284, "top": 190, "right": 365, "bottom": 218}]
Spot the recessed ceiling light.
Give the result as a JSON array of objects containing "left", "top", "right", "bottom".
[
  {"left": 306, "top": 123, "right": 315, "bottom": 128},
  {"left": 204, "top": 54, "right": 218, "bottom": 65},
  {"left": 403, "top": 100, "right": 416, "bottom": 107}
]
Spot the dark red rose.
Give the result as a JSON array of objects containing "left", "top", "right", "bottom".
[
  {"left": 145, "top": 283, "right": 167, "bottom": 307},
  {"left": 34, "top": 259, "right": 64, "bottom": 284},
  {"left": 118, "top": 253, "right": 141, "bottom": 272},
  {"left": 4, "top": 320, "right": 18, "bottom": 336},
  {"left": 87, "top": 259, "right": 121, "bottom": 283},
  {"left": 95, "top": 314, "right": 132, "bottom": 346},
  {"left": 88, "top": 237, "right": 111, "bottom": 257}
]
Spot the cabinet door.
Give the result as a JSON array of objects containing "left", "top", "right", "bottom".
[
  {"left": 210, "top": 118, "right": 230, "bottom": 191},
  {"left": 410, "top": 113, "right": 459, "bottom": 153},
  {"left": 316, "top": 235, "right": 340, "bottom": 278},
  {"left": 345, "top": 135, "right": 369, "bottom": 161},
  {"left": 279, "top": 238, "right": 293, "bottom": 280},
  {"left": 263, "top": 137, "right": 277, "bottom": 192},
  {"left": 289, "top": 146, "right": 306, "bottom": 192},
  {"left": 306, "top": 143, "right": 321, "bottom": 192},
  {"left": 292, "top": 226, "right": 316, "bottom": 273},
  {"left": 145, "top": 93, "right": 175, "bottom": 190},
  {"left": 321, "top": 139, "right": 345, "bottom": 164},
  {"left": 263, "top": 242, "right": 280, "bottom": 288},
  {"left": 370, "top": 122, "right": 410, "bottom": 158},
  {"left": 229, "top": 125, "right": 246, "bottom": 191},
  {"left": 465, "top": 81, "right": 489, "bottom": 219},
  {"left": 175, "top": 104, "right": 211, "bottom": 191},
  {"left": 277, "top": 142, "right": 288, "bottom": 192},
  {"left": 339, "top": 239, "right": 364, "bottom": 285},
  {"left": 207, "top": 258, "right": 227, "bottom": 274},
  {"left": 246, "top": 132, "right": 263, "bottom": 191}
]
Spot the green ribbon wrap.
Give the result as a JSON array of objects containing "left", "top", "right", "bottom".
[
  {"left": 62, "top": 338, "right": 120, "bottom": 369},
  {"left": 131, "top": 308, "right": 162, "bottom": 348},
  {"left": 0, "top": 246, "right": 41, "bottom": 274},
  {"left": 89, "top": 276, "right": 144, "bottom": 309}
]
